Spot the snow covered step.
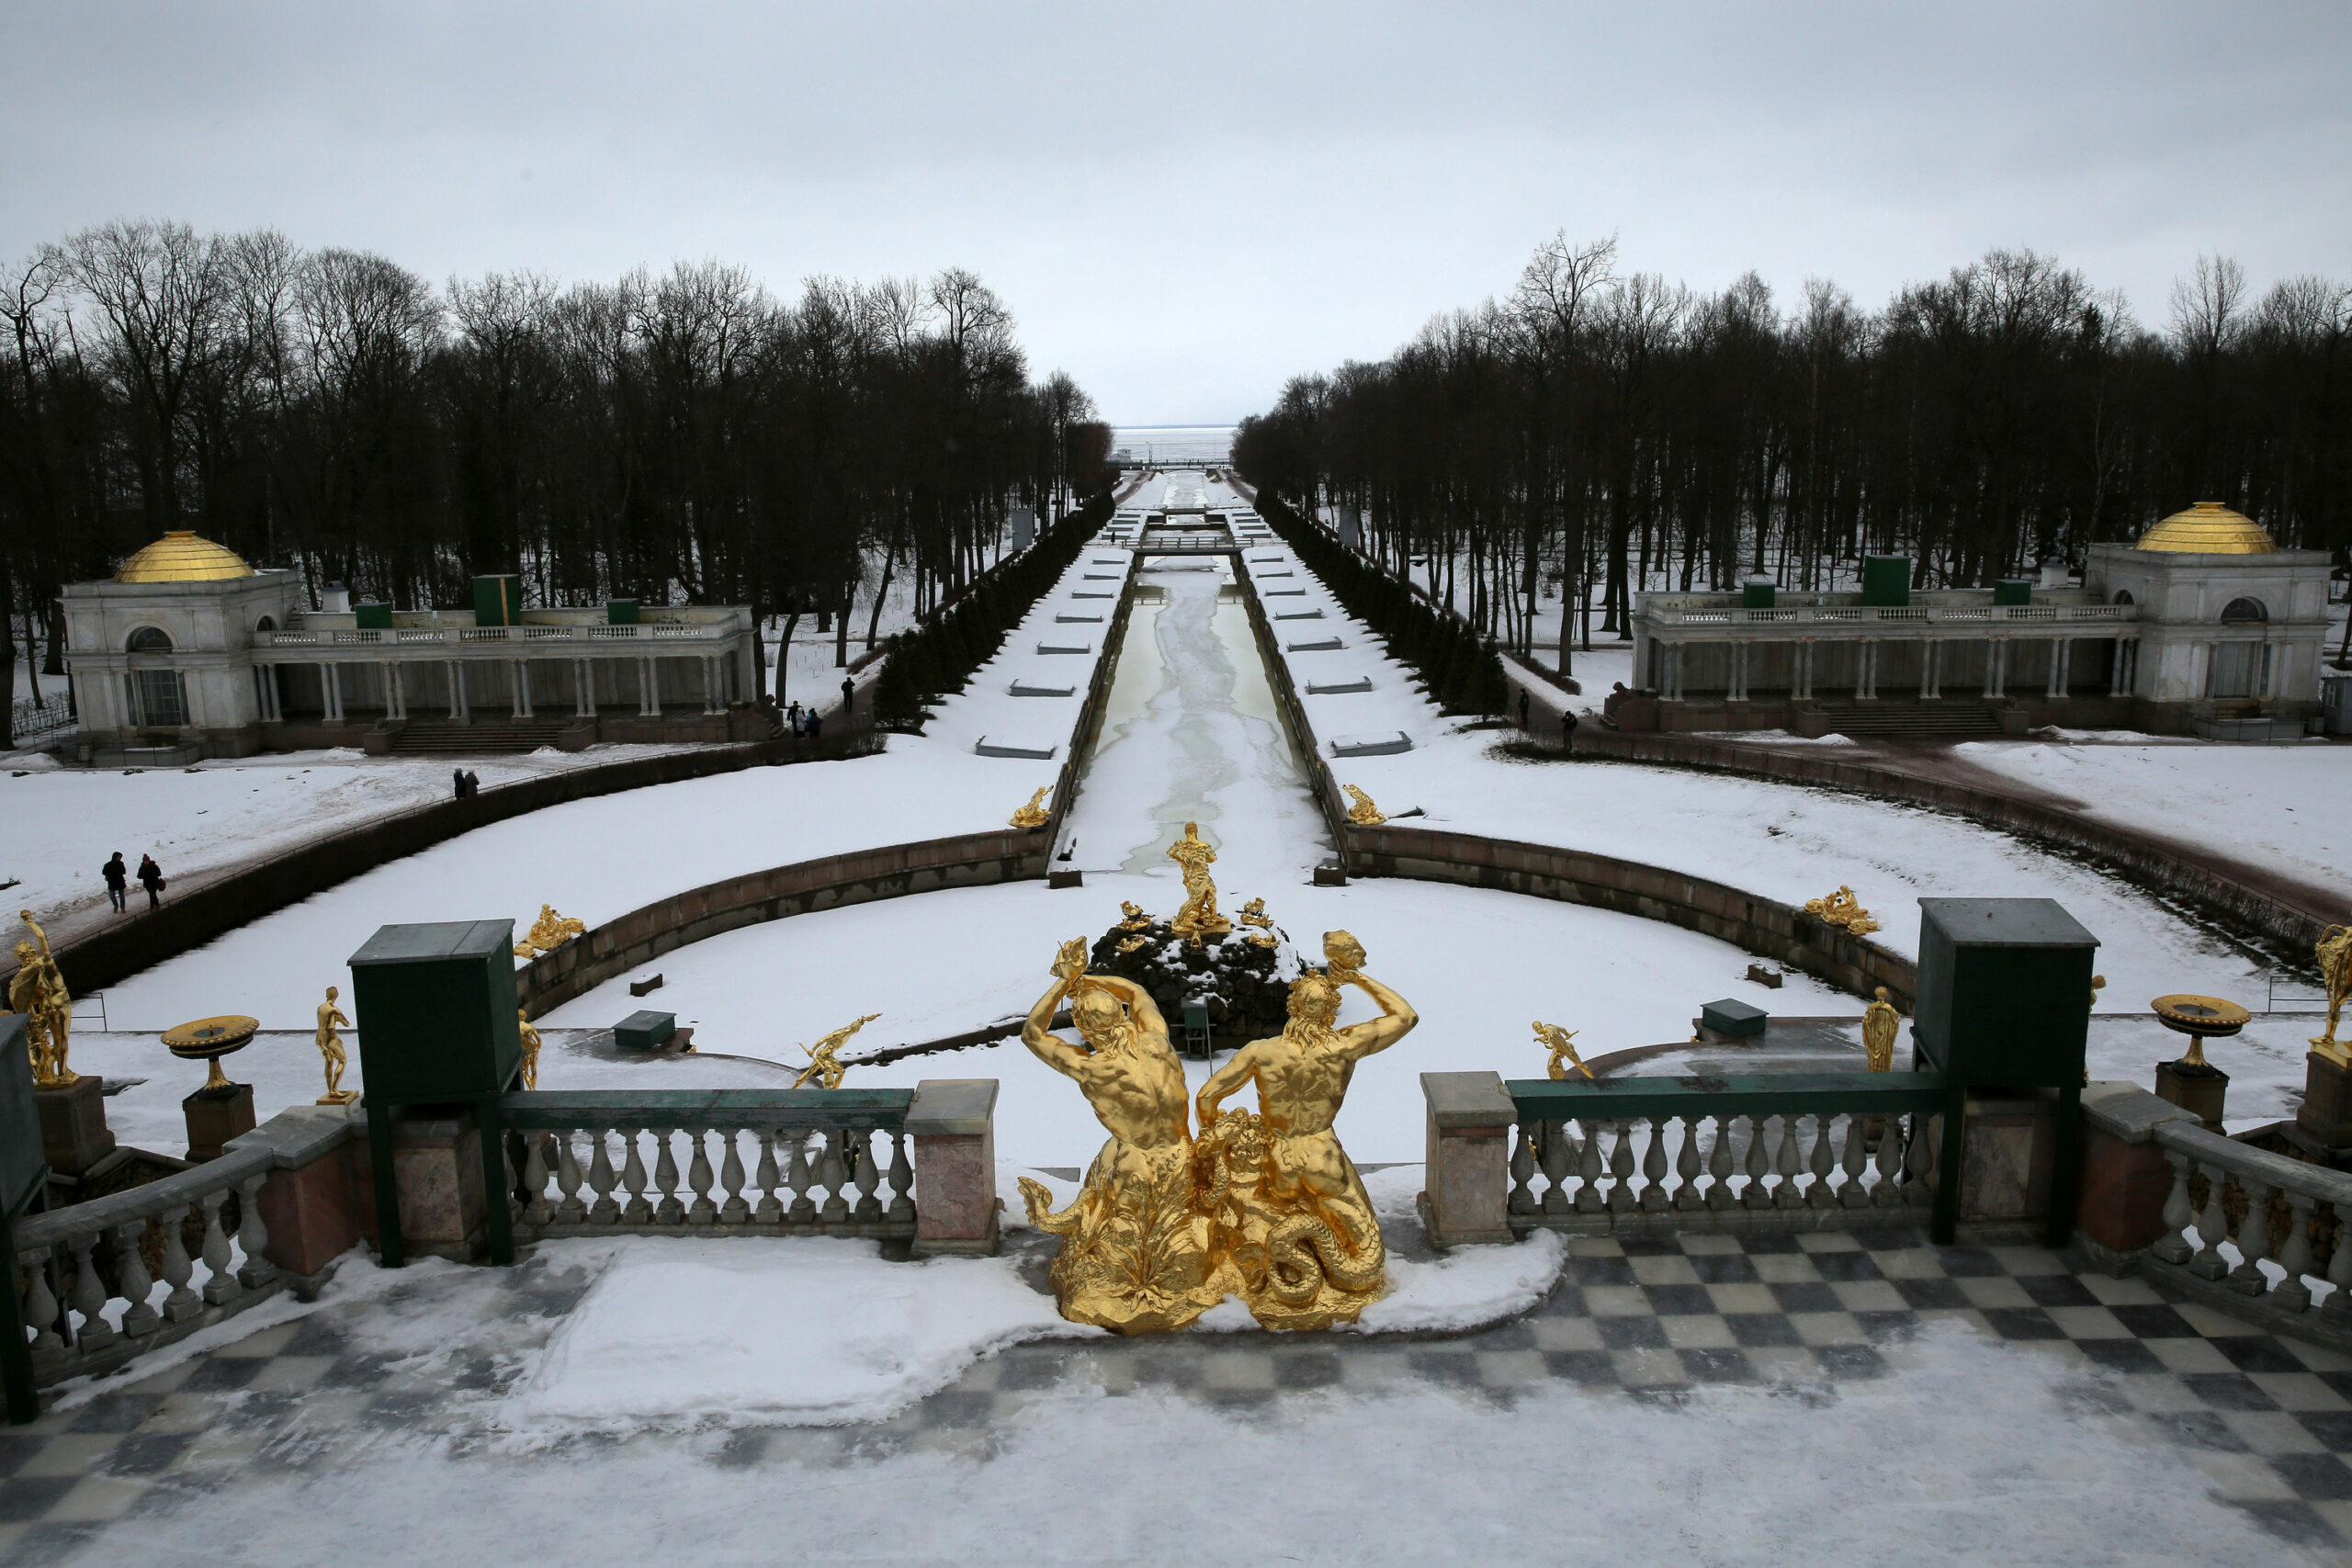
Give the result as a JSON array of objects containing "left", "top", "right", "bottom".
[
  {"left": 1287, "top": 637, "right": 1344, "bottom": 652},
  {"left": 1307, "top": 677, "right": 1374, "bottom": 694},
  {"left": 1091, "top": 557, "right": 1125, "bottom": 564},
  {"left": 1055, "top": 613, "right": 1102, "bottom": 622},
  {"left": 1331, "top": 730, "right": 1412, "bottom": 757},
  {"left": 1081, "top": 572, "right": 1122, "bottom": 581},
  {"left": 1070, "top": 591, "right": 1115, "bottom": 600},
  {"left": 1262, "top": 589, "right": 1306, "bottom": 597},
  {"left": 976, "top": 735, "right": 1058, "bottom": 759},
  {"left": 1009, "top": 681, "right": 1076, "bottom": 697},
  {"left": 1035, "top": 641, "right": 1092, "bottom": 655},
  {"left": 1274, "top": 609, "right": 1325, "bottom": 620},
  {"left": 1254, "top": 570, "right": 1295, "bottom": 579}
]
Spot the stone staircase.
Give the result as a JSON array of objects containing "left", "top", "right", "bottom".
[
  {"left": 1808, "top": 701, "right": 2007, "bottom": 739},
  {"left": 387, "top": 717, "right": 576, "bottom": 754}
]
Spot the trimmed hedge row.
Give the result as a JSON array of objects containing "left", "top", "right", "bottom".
[
  {"left": 1256, "top": 494, "right": 1509, "bottom": 716},
  {"left": 872, "top": 493, "right": 1114, "bottom": 730}
]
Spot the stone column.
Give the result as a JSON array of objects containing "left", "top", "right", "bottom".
[
  {"left": 1727, "top": 640, "right": 1749, "bottom": 702},
  {"left": 1987, "top": 639, "right": 2008, "bottom": 699},
  {"left": 1858, "top": 639, "right": 1878, "bottom": 700},
  {"left": 512, "top": 660, "right": 533, "bottom": 718},
  {"left": 2046, "top": 637, "right": 2068, "bottom": 699},
  {"left": 322, "top": 662, "right": 345, "bottom": 722},
  {"left": 906, "top": 1079, "right": 1000, "bottom": 1258},
  {"left": 1795, "top": 640, "right": 1815, "bottom": 701},
  {"left": 447, "top": 660, "right": 469, "bottom": 720},
  {"left": 1921, "top": 638, "right": 1941, "bottom": 700},
  {"left": 2109, "top": 637, "right": 2130, "bottom": 698},
  {"left": 638, "top": 657, "right": 658, "bottom": 716},
  {"left": 1420, "top": 1072, "right": 1517, "bottom": 1247},
  {"left": 383, "top": 661, "right": 404, "bottom": 720},
  {"left": 702, "top": 655, "right": 722, "bottom": 714},
  {"left": 573, "top": 658, "right": 594, "bottom": 717}
]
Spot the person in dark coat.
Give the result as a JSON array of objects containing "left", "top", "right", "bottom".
[
  {"left": 1518, "top": 689, "right": 1531, "bottom": 729},
  {"left": 462, "top": 770, "right": 481, "bottom": 798},
  {"left": 840, "top": 674, "right": 855, "bottom": 717},
  {"left": 453, "top": 767, "right": 466, "bottom": 799},
  {"left": 806, "top": 709, "right": 823, "bottom": 739},
  {"left": 137, "top": 853, "right": 165, "bottom": 909},
  {"left": 103, "top": 852, "right": 129, "bottom": 913},
  {"left": 1561, "top": 707, "right": 1579, "bottom": 754}
]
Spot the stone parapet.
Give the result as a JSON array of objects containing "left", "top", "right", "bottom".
[{"left": 906, "top": 1078, "right": 1001, "bottom": 1258}]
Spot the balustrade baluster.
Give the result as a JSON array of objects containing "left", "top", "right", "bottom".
[
  {"left": 2188, "top": 1162, "right": 2232, "bottom": 1281},
  {"left": 2149, "top": 1150, "right": 2196, "bottom": 1264},
  {"left": 1674, "top": 1117, "right": 1704, "bottom": 1212},
  {"left": 1838, "top": 1114, "right": 1871, "bottom": 1208},
  {"left": 620, "top": 1129, "right": 653, "bottom": 1224},
  {"left": 753, "top": 1133, "right": 785, "bottom": 1224},
  {"left": 1871, "top": 1115, "right": 1903, "bottom": 1206},
  {"left": 820, "top": 1130, "right": 852, "bottom": 1224},
  {"left": 1573, "top": 1120, "right": 1603, "bottom": 1213},
  {"left": 887, "top": 1132, "right": 914, "bottom": 1224},
  {"left": 787, "top": 1135, "right": 817, "bottom": 1224},
  {"left": 1640, "top": 1118, "right": 1670, "bottom": 1213},
  {"left": 2226, "top": 1177, "right": 2275, "bottom": 1296},
  {"left": 1772, "top": 1115, "right": 1804, "bottom": 1210},
  {"left": 555, "top": 1133, "right": 588, "bottom": 1225},
  {"left": 20, "top": 1250, "right": 63, "bottom": 1362},
  {"left": 2275, "top": 1192, "right": 2317, "bottom": 1313},
  {"left": 199, "top": 1190, "right": 240, "bottom": 1307},
  {"left": 115, "top": 1221, "right": 159, "bottom": 1336},
  {"left": 1805, "top": 1114, "right": 1838, "bottom": 1209},
  {"left": 1742, "top": 1115, "right": 1773, "bottom": 1210},
  {"left": 854, "top": 1131, "right": 884, "bottom": 1222},
  {"left": 1606, "top": 1122, "right": 1637, "bottom": 1213},
  {"left": 719, "top": 1130, "right": 751, "bottom": 1224},
  {"left": 1706, "top": 1116, "right": 1735, "bottom": 1211},
  {"left": 2324, "top": 1203, "right": 2352, "bottom": 1318},
  {"left": 686, "top": 1131, "right": 718, "bottom": 1224},
  {"left": 68, "top": 1231, "right": 117, "bottom": 1351},
  {"left": 589, "top": 1130, "right": 622, "bottom": 1224},
  {"left": 1508, "top": 1123, "right": 1536, "bottom": 1215},
  {"left": 1901, "top": 1113, "right": 1936, "bottom": 1201},
  {"left": 653, "top": 1131, "right": 685, "bottom": 1224},
  {"left": 522, "top": 1134, "right": 555, "bottom": 1226},
  {"left": 235, "top": 1173, "right": 277, "bottom": 1289},
  {"left": 160, "top": 1206, "right": 201, "bottom": 1322},
  {"left": 1540, "top": 1121, "right": 1575, "bottom": 1215}
]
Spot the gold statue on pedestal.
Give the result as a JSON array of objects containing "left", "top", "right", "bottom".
[
  {"left": 514, "top": 904, "right": 589, "bottom": 958},
  {"left": 517, "top": 1009, "right": 543, "bottom": 1090},
  {"left": 1166, "top": 822, "right": 1232, "bottom": 942},
  {"left": 315, "top": 985, "right": 357, "bottom": 1104},
  {"left": 1343, "top": 784, "right": 1386, "bottom": 826},
  {"left": 1010, "top": 787, "right": 1053, "bottom": 829},
  {"left": 1861, "top": 987, "right": 1901, "bottom": 1073},
  {"left": 1017, "top": 939, "right": 1221, "bottom": 1334},
  {"left": 2312, "top": 923, "right": 2352, "bottom": 1063},
  {"left": 791, "top": 1013, "right": 879, "bottom": 1089},
  {"left": 8, "top": 912, "right": 74, "bottom": 1088},
  {"left": 1803, "top": 886, "right": 1881, "bottom": 937},
  {"left": 1534, "top": 1021, "right": 1591, "bottom": 1080}
]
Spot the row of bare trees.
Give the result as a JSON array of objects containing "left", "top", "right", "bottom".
[
  {"left": 0, "top": 219, "right": 1114, "bottom": 736},
  {"left": 1234, "top": 236, "right": 2349, "bottom": 654}
]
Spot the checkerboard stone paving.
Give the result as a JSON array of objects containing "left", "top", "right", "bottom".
[{"left": 9, "top": 1226, "right": 2352, "bottom": 1560}]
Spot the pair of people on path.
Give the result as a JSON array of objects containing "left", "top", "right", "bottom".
[
  {"left": 1515, "top": 686, "right": 1578, "bottom": 752},
  {"left": 451, "top": 768, "right": 481, "bottom": 799},
  {"left": 102, "top": 852, "right": 164, "bottom": 912}
]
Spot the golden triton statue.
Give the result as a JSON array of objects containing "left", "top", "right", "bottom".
[
  {"left": 2312, "top": 922, "right": 2352, "bottom": 1064},
  {"left": 1195, "top": 931, "right": 1415, "bottom": 1329},
  {"left": 1861, "top": 987, "right": 1901, "bottom": 1073},
  {"left": 514, "top": 904, "right": 589, "bottom": 959},
  {"left": 1803, "top": 886, "right": 1880, "bottom": 937},
  {"left": 1017, "top": 939, "right": 1221, "bottom": 1333},
  {"left": 1166, "top": 822, "right": 1232, "bottom": 942},
  {"left": 8, "top": 911, "right": 74, "bottom": 1088},
  {"left": 1010, "top": 787, "right": 1053, "bottom": 829},
  {"left": 1534, "top": 1021, "right": 1591, "bottom": 1080},
  {"left": 1343, "top": 784, "right": 1386, "bottom": 827},
  {"left": 791, "top": 1013, "right": 880, "bottom": 1089},
  {"left": 315, "top": 985, "right": 358, "bottom": 1104},
  {"left": 517, "top": 1008, "right": 543, "bottom": 1090}
]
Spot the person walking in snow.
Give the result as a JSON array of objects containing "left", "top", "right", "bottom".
[
  {"left": 452, "top": 767, "right": 466, "bottom": 799},
  {"left": 462, "top": 769, "right": 481, "bottom": 799},
  {"left": 103, "top": 852, "right": 129, "bottom": 913},
  {"left": 1560, "top": 707, "right": 1579, "bottom": 755},
  {"left": 1518, "top": 689, "right": 1531, "bottom": 730},
  {"left": 786, "top": 699, "right": 803, "bottom": 734},
  {"left": 840, "top": 673, "right": 854, "bottom": 719},
  {"left": 806, "top": 709, "right": 823, "bottom": 739},
  {"left": 136, "top": 853, "right": 165, "bottom": 910}
]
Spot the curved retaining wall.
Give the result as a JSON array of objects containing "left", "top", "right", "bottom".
[{"left": 517, "top": 829, "right": 1048, "bottom": 1015}]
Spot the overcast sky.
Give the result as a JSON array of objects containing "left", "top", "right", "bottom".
[{"left": 4, "top": 2, "right": 2346, "bottom": 424}]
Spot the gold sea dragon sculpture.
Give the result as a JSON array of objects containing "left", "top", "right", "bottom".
[
  {"left": 1010, "top": 787, "right": 1053, "bottom": 829},
  {"left": 1117, "top": 901, "right": 1153, "bottom": 931},
  {"left": 791, "top": 1013, "right": 881, "bottom": 1089},
  {"left": 9, "top": 911, "right": 75, "bottom": 1087},
  {"left": 2314, "top": 921, "right": 2352, "bottom": 1064},
  {"left": 514, "top": 904, "right": 589, "bottom": 958},
  {"left": 1343, "top": 784, "right": 1386, "bottom": 826},
  {"left": 1803, "top": 886, "right": 1880, "bottom": 937},
  {"left": 1238, "top": 897, "right": 1273, "bottom": 929},
  {"left": 1533, "top": 1021, "right": 1591, "bottom": 1080}
]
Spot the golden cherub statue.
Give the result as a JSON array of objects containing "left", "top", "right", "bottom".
[
  {"left": 1343, "top": 784, "right": 1386, "bottom": 827},
  {"left": 1861, "top": 987, "right": 1901, "bottom": 1073},
  {"left": 1534, "top": 1021, "right": 1591, "bottom": 1080},
  {"left": 1010, "top": 787, "right": 1052, "bottom": 829},
  {"left": 2312, "top": 923, "right": 2352, "bottom": 1063},
  {"left": 8, "top": 911, "right": 74, "bottom": 1088},
  {"left": 513, "top": 904, "right": 589, "bottom": 958},
  {"left": 791, "top": 1013, "right": 880, "bottom": 1089},
  {"left": 314, "top": 985, "right": 357, "bottom": 1104},
  {"left": 1803, "top": 886, "right": 1880, "bottom": 937},
  {"left": 1115, "top": 935, "right": 1147, "bottom": 953},
  {"left": 517, "top": 1008, "right": 543, "bottom": 1090},
  {"left": 1238, "top": 897, "right": 1273, "bottom": 929},
  {"left": 1166, "top": 822, "right": 1232, "bottom": 942},
  {"left": 1117, "top": 901, "right": 1152, "bottom": 931}
]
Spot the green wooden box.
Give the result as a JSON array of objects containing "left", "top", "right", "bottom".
[
  {"left": 1741, "top": 579, "right": 1777, "bottom": 610},
  {"left": 1702, "top": 998, "right": 1768, "bottom": 1038},
  {"left": 606, "top": 598, "right": 640, "bottom": 626},
  {"left": 1993, "top": 580, "right": 2033, "bottom": 606},
  {"left": 614, "top": 1010, "right": 675, "bottom": 1051},
  {"left": 1860, "top": 556, "right": 1911, "bottom": 608},
  {"left": 472, "top": 575, "right": 522, "bottom": 628},
  {"left": 347, "top": 920, "right": 522, "bottom": 1101},
  {"left": 1912, "top": 898, "right": 2098, "bottom": 1088},
  {"left": 0, "top": 1015, "right": 42, "bottom": 1213}
]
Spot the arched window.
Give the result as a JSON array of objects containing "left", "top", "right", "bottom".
[
  {"left": 126, "top": 626, "right": 174, "bottom": 652},
  {"left": 2221, "top": 596, "right": 2267, "bottom": 623},
  {"left": 255, "top": 615, "right": 277, "bottom": 633},
  {"left": 2111, "top": 590, "right": 2133, "bottom": 606}
]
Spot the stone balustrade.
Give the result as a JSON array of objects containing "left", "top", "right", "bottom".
[{"left": 2144, "top": 1118, "right": 2352, "bottom": 1348}]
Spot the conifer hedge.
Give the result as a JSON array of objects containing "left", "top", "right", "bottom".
[{"left": 1255, "top": 495, "right": 1510, "bottom": 716}]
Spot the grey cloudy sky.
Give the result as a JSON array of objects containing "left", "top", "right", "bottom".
[{"left": 4, "top": 2, "right": 2346, "bottom": 423}]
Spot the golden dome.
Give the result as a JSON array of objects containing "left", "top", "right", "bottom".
[
  {"left": 115, "top": 530, "right": 255, "bottom": 583},
  {"left": 2135, "top": 502, "right": 2276, "bottom": 555}
]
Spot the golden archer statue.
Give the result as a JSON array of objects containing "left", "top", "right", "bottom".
[
  {"left": 791, "top": 1013, "right": 880, "bottom": 1089},
  {"left": 9, "top": 911, "right": 74, "bottom": 1088},
  {"left": 1343, "top": 784, "right": 1386, "bottom": 827},
  {"left": 1166, "top": 821, "right": 1232, "bottom": 942},
  {"left": 1195, "top": 931, "right": 1416, "bottom": 1329},
  {"left": 1534, "top": 1021, "right": 1591, "bottom": 1080},
  {"left": 315, "top": 985, "right": 357, "bottom": 1104},
  {"left": 1010, "top": 787, "right": 1052, "bottom": 829},
  {"left": 2312, "top": 923, "right": 2352, "bottom": 1063},
  {"left": 1017, "top": 939, "right": 1220, "bottom": 1333}
]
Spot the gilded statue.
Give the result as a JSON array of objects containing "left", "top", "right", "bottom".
[
  {"left": 1117, "top": 901, "right": 1153, "bottom": 931},
  {"left": 1238, "top": 897, "right": 1273, "bottom": 929},
  {"left": 791, "top": 1013, "right": 880, "bottom": 1089},
  {"left": 517, "top": 1008, "right": 543, "bottom": 1090},
  {"left": 1115, "top": 936, "right": 1147, "bottom": 954},
  {"left": 8, "top": 911, "right": 74, "bottom": 1088},
  {"left": 514, "top": 904, "right": 589, "bottom": 959},
  {"left": 1534, "top": 1021, "right": 1591, "bottom": 1080},
  {"left": 1195, "top": 931, "right": 1416, "bottom": 1329},
  {"left": 1861, "top": 987, "right": 1900, "bottom": 1073},
  {"left": 1803, "top": 886, "right": 1880, "bottom": 937},
  {"left": 315, "top": 985, "right": 357, "bottom": 1105},
  {"left": 1343, "top": 784, "right": 1386, "bottom": 827},
  {"left": 1166, "top": 821, "right": 1232, "bottom": 942},
  {"left": 1016, "top": 939, "right": 1221, "bottom": 1333},
  {"left": 1010, "top": 787, "right": 1053, "bottom": 829},
  {"left": 2312, "top": 923, "right": 2352, "bottom": 1063}
]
